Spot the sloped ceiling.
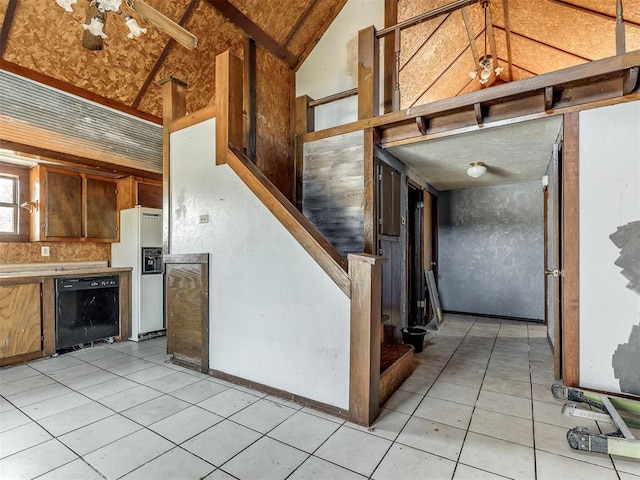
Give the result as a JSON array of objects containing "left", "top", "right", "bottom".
[
  {"left": 398, "top": 0, "right": 640, "bottom": 109},
  {"left": 0, "top": 0, "right": 347, "bottom": 119}
]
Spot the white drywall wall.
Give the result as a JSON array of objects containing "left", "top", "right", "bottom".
[
  {"left": 579, "top": 101, "right": 640, "bottom": 394},
  {"left": 169, "top": 119, "right": 351, "bottom": 409},
  {"left": 296, "top": 0, "right": 384, "bottom": 130}
]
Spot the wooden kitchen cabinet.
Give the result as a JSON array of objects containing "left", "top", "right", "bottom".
[
  {"left": 116, "top": 176, "right": 163, "bottom": 210},
  {"left": 0, "top": 281, "right": 42, "bottom": 366},
  {"left": 30, "top": 165, "right": 118, "bottom": 242}
]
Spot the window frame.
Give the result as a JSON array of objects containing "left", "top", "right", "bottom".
[{"left": 0, "top": 162, "right": 30, "bottom": 242}]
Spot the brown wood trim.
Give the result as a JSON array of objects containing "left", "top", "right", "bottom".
[
  {"left": 502, "top": 0, "right": 514, "bottom": 81},
  {"left": 225, "top": 147, "right": 351, "bottom": 296},
  {"left": 118, "top": 271, "right": 131, "bottom": 341},
  {"left": 358, "top": 26, "right": 379, "bottom": 120},
  {"left": 167, "top": 105, "right": 217, "bottom": 133},
  {"left": 131, "top": 0, "right": 199, "bottom": 109},
  {"left": 561, "top": 111, "right": 579, "bottom": 387},
  {"left": 0, "top": 60, "right": 161, "bottom": 125},
  {"left": 284, "top": 0, "right": 320, "bottom": 46},
  {"left": 348, "top": 253, "right": 386, "bottom": 426},
  {"left": 208, "top": 368, "right": 349, "bottom": 420},
  {"left": 383, "top": 0, "right": 398, "bottom": 114},
  {"left": 203, "top": 0, "right": 298, "bottom": 68},
  {"left": 363, "top": 129, "right": 377, "bottom": 254},
  {"left": 302, "top": 49, "right": 640, "bottom": 142},
  {"left": 215, "top": 51, "right": 243, "bottom": 166},
  {"left": 244, "top": 38, "right": 257, "bottom": 162},
  {"left": 0, "top": 0, "right": 18, "bottom": 58},
  {"left": 308, "top": 88, "right": 358, "bottom": 108},
  {"left": 0, "top": 350, "right": 44, "bottom": 368},
  {"left": 161, "top": 77, "right": 188, "bottom": 254},
  {"left": 41, "top": 278, "right": 55, "bottom": 357},
  {"left": 377, "top": 0, "right": 481, "bottom": 37},
  {"left": 0, "top": 139, "right": 162, "bottom": 181},
  {"left": 293, "top": 0, "right": 348, "bottom": 71}
]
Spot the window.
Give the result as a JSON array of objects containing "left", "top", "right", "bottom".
[{"left": 0, "top": 162, "right": 30, "bottom": 242}]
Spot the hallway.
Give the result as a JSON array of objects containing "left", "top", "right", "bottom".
[{"left": 1, "top": 315, "right": 638, "bottom": 479}]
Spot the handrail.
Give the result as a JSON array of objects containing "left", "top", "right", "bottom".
[
  {"left": 309, "top": 88, "right": 358, "bottom": 108},
  {"left": 223, "top": 146, "right": 351, "bottom": 298}
]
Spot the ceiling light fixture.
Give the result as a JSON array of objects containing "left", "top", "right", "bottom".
[
  {"left": 55, "top": 0, "right": 197, "bottom": 51},
  {"left": 467, "top": 162, "right": 487, "bottom": 178},
  {"left": 469, "top": 0, "right": 503, "bottom": 85}
]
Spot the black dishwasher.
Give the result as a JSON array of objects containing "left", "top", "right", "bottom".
[{"left": 55, "top": 276, "right": 120, "bottom": 350}]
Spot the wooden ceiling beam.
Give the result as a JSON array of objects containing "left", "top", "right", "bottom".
[
  {"left": 0, "top": 0, "right": 18, "bottom": 58},
  {"left": 502, "top": 0, "right": 514, "bottom": 81},
  {"left": 484, "top": 1, "right": 500, "bottom": 69},
  {"left": 203, "top": 0, "right": 298, "bottom": 68},
  {"left": 284, "top": 0, "right": 319, "bottom": 47},
  {"left": 0, "top": 60, "right": 162, "bottom": 124},
  {"left": 461, "top": 7, "right": 480, "bottom": 62},
  {"left": 131, "top": 0, "right": 198, "bottom": 109}
]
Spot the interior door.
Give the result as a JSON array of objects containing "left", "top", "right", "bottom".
[{"left": 545, "top": 142, "right": 562, "bottom": 379}]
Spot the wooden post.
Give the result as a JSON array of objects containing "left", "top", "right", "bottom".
[
  {"left": 358, "top": 26, "right": 380, "bottom": 120},
  {"left": 348, "top": 253, "right": 386, "bottom": 426},
  {"left": 562, "top": 111, "right": 580, "bottom": 387},
  {"left": 159, "top": 76, "right": 188, "bottom": 254},
  {"left": 215, "top": 51, "right": 244, "bottom": 165}
]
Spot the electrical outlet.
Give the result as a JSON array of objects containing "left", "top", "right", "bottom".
[
  {"left": 41, "top": 246, "right": 50, "bottom": 257},
  {"left": 199, "top": 215, "right": 210, "bottom": 224}
]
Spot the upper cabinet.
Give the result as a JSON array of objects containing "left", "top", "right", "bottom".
[
  {"left": 116, "top": 176, "right": 163, "bottom": 211},
  {"left": 30, "top": 166, "right": 118, "bottom": 242}
]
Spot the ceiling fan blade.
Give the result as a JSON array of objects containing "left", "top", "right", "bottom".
[
  {"left": 126, "top": 0, "right": 197, "bottom": 50},
  {"left": 82, "top": 2, "right": 104, "bottom": 51}
]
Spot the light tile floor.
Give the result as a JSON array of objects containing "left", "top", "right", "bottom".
[{"left": 1, "top": 314, "right": 640, "bottom": 479}]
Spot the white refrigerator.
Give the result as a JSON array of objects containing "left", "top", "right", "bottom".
[{"left": 112, "top": 206, "right": 164, "bottom": 341}]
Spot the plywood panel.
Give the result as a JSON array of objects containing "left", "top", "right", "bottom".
[
  {"left": 0, "top": 242, "right": 110, "bottom": 264},
  {"left": 493, "top": 27, "right": 585, "bottom": 75},
  {"left": 491, "top": 0, "right": 640, "bottom": 61},
  {"left": 399, "top": 11, "right": 470, "bottom": 109},
  {"left": 549, "top": 0, "right": 640, "bottom": 26},
  {"left": 230, "top": 0, "right": 314, "bottom": 44},
  {"left": 255, "top": 48, "right": 293, "bottom": 198},
  {"left": 0, "top": 283, "right": 41, "bottom": 359},
  {"left": 138, "top": 3, "right": 245, "bottom": 116},
  {"left": 2, "top": 0, "right": 191, "bottom": 111}
]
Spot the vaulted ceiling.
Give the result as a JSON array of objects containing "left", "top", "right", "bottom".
[
  {"left": 0, "top": 0, "right": 347, "bottom": 120},
  {"left": 1, "top": 0, "right": 639, "bottom": 123}
]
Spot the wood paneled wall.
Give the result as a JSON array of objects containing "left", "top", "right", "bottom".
[{"left": 302, "top": 132, "right": 365, "bottom": 258}]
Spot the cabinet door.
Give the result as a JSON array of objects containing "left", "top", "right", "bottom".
[
  {"left": 0, "top": 283, "right": 42, "bottom": 361},
  {"left": 86, "top": 177, "right": 117, "bottom": 239},
  {"left": 45, "top": 170, "right": 82, "bottom": 238}
]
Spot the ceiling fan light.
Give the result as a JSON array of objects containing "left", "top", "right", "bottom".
[
  {"left": 125, "top": 15, "right": 147, "bottom": 38},
  {"left": 55, "top": 0, "right": 77, "bottom": 12},
  {"left": 83, "top": 17, "right": 108, "bottom": 39},
  {"left": 467, "top": 162, "right": 487, "bottom": 178}
]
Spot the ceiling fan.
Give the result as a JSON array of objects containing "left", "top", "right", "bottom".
[{"left": 56, "top": 0, "right": 198, "bottom": 51}]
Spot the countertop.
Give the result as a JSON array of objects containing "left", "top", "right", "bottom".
[{"left": 0, "top": 261, "right": 132, "bottom": 282}]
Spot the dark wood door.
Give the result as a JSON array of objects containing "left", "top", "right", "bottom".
[
  {"left": 165, "top": 254, "right": 209, "bottom": 373},
  {"left": 45, "top": 170, "right": 82, "bottom": 238},
  {"left": 86, "top": 177, "right": 117, "bottom": 239}
]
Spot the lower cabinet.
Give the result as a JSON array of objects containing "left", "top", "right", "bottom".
[
  {"left": 165, "top": 254, "right": 209, "bottom": 373},
  {"left": 0, "top": 281, "right": 42, "bottom": 366}
]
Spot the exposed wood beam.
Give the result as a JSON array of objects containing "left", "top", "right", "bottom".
[
  {"left": 203, "top": 0, "right": 298, "bottom": 68},
  {"left": 131, "top": 0, "right": 198, "bottom": 109},
  {"left": 461, "top": 7, "right": 480, "bottom": 63},
  {"left": 244, "top": 38, "right": 257, "bottom": 162},
  {"left": 294, "top": 0, "right": 348, "bottom": 70},
  {"left": 283, "top": 0, "right": 319, "bottom": 47},
  {"left": 502, "top": 0, "right": 514, "bottom": 81},
  {"left": 0, "top": 59, "right": 162, "bottom": 124},
  {"left": 544, "top": 85, "right": 554, "bottom": 110},
  {"left": 383, "top": 0, "right": 398, "bottom": 113},
  {"left": 0, "top": 0, "right": 18, "bottom": 58},
  {"left": 484, "top": 1, "right": 500, "bottom": 71},
  {"left": 616, "top": 0, "right": 626, "bottom": 55},
  {"left": 547, "top": 0, "right": 640, "bottom": 29}
]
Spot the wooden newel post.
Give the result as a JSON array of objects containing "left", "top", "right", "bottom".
[
  {"left": 348, "top": 253, "right": 387, "bottom": 426},
  {"left": 358, "top": 26, "right": 380, "bottom": 120},
  {"left": 215, "top": 51, "right": 244, "bottom": 165}
]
